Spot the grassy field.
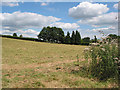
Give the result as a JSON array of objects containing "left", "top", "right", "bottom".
[{"left": 2, "top": 37, "right": 118, "bottom": 88}]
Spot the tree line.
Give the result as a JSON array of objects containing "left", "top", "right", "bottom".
[
  {"left": 1, "top": 26, "right": 120, "bottom": 45},
  {"left": 38, "top": 26, "right": 98, "bottom": 45},
  {"left": 1, "top": 34, "right": 39, "bottom": 41},
  {"left": 1, "top": 26, "right": 98, "bottom": 45},
  {"left": 2, "top": 26, "right": 109, "bottom": 45}
]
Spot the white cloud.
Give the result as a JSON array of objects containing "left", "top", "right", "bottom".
[
  {"left": 92, "top": 26, "right": 117, "bottom": 32},
  {"left": 2, "top": 29, "right": 39, "bottom": 38},
  {"left": 69, "top": 2, "right": 109, "bottom": 19},
  {"left": 34, "top": 0, "right": 41, "bottom": 2},
  {"left": 41, "top": 2, "right": 48, "bottom": 6},
  {"left": 78, "top": 12, "right": 118, "bottom": 27},
  {"left": 1, "top": 11, "right": 61, "bottom": 38},
  {"left": 50, "top": 22, "right": 80, "bottom": 30},
  {"left": 80, "top": 26, "right": 118, "bottom": 39},
  {"left": 113, "top": 3, "right": 118, "bottom": 9},
  {"left": 87, "top": 26, "right": 118, "bottom": 36},
  {"left": 2, "top": 30, "right": 12, "bottom": 34},
  {"left": 17, "top": 29, "right": 39, "bottom": 35},
  {"left": 1, "top": 11, "right": 80, "bottom": 38},
  {"left": 1, "top": 11, "right": 61, "bottom": 31},
  {"left": 2, "top": 2, "right": 19, "bottom": 7}
]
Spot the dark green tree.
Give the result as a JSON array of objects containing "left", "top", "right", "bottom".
[
  {"left": 20, "top": 34, "right": 23, "bottom": 38},
  {"left": 65, "top": 32, "right": 71, "bottom": 44},
  {"left": 81, "top": 37, "right": 90, "bottom": 45},
  {"left": 94, "top": 35, "right": 97, "bottom": 43},
  {"left": 71, "top": 31, "right": 76, "bottom": 44},
  {"left": 108, "top": 34, "right": 117, "bottom": 39},
  {"left": 13, "top": 33, "right": 17, "bottom": 37},
  {"left": 38, "top": 26, "right": 64, "bottom": 43},
  {"left": 90, "top": 39, "right": 94, "bottom": 43},
  {"left": 57, "top": 28, "right": 65, "bottom": 43},
  {"left": 38, "top": 27, "right": 47, "bottom": 41},
  {"left": 75, "top": 31, "right": 81, "bottom": 45}
]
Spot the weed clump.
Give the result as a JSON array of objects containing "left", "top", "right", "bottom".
[{"left": 84, "top": 36, "right": 119, "bottom": 81}]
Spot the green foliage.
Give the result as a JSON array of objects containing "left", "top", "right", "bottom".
[
  {"left": 65, "top": 31, "right": 71, "bottom": 44},
  {"left": 76, "top": 54, "right": 79, "bottom": 62},
  {"left": 71, "top": 31, "right": 75, "bottom": 44},
  {"left": 38, "top": 26, "right": 65, "bottom": 43},
  {"left": 94, "top": 35, "right": 97, "bottom": 43},
  {"left": 32, "top": 81, "right": 45, "bottom": 87},
  {"left": 75, "top": 31, "right": 81, "bottom": 45},
  {"left": 20, "top": 34, "right": 23, "bottom": 38},
  {"left": 38, "top": 27, "right": 89, "bottom": 45},
  {"left": 81, "top": 37, "right": 90, "bottom": 45},
  {"left": 84, "top": 36, "right": 118, "bottom": 81},
  {"left": 70, "top": 30, "right": 81, "bottom": 45},
  {"left": 106, "top": 34, "right": 118, "bottom": 43},
  {"left": 13, "top": 33, "right": 17, "bottom": 37},
  {"left": 90, "top": 36, "right": 98, "bottom": 43},
  {"left": 108, "top": 34, "right": 118, "bottom": 39}
]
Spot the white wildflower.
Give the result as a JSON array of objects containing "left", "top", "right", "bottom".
[
  {"left": 114, "top": 57, "right": 118, "bottom": 60},
  {"left": 84, "top": 48, "right": 90, "bottom": 51},
  {"left": 100, "top": 45, "right": 103, "bottom": 47},
  {"left": 91, "top": 50, "right": 93, "bottom": 52},
  {"left": 115, "top": 61, "right": 118, "bottom": 64},
  {"left": 101, "top": 48, "right": 105, "bottom": 51}
]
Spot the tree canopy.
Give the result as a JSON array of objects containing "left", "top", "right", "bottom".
[
  {"left": 75, "top": 30, "right": 81, "bottom": 45},
  {"left": 13, "top": 33, "right": 17, "bottom": 37},
  {"left": 20, "top": 34, "right": 23, "bottom": 38},
  {"left": 38, "top": 26, "right": 64, "bottom": 43},
  {"left": 71, "top": 31, "right": 75, "bottom": 44},
  {"left": 65, "top": 31, "right": 71, "bottom": 44},
  {"left": 81, "top": 37, "right": 90, "bottom": 45}
]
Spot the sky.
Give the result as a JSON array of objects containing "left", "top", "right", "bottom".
[{"left": 1, "top": 2, "right": 118, "bottom": 39}]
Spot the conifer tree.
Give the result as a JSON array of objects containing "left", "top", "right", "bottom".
[
  {"left": 94, "top": 35, "right": 97, "bottom": 43},
  {"left": 65, "top": 32, "right": 71, "bottom": 44},
  {"left": 75, "top": 31, "right": 81, "bottom": 45},
  {"left": 71, "top": 31, "right": 76, "bottom": 44}
]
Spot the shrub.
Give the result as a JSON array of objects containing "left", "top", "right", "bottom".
[
  {"left": 13, "top": 33, "right": 17, "bottom": 37},
  {"left": 81, "top": 37, "right": 90, "bottom": 45},
  {"left": 84, "top": 36, "right": 119, "bottom": 81}
]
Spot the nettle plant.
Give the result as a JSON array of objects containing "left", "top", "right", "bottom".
[{"left": 84, "top": 35, "right": 119, "bottom": 81}]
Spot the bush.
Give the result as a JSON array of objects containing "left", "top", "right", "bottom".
[
  {"left": 13, "top": 33, "right": 17, "bottom": 37},
  {"left": 84, "top": 37, "right": 119, "bottom": 81},
  {"left": 81, "top": 37, "right": 90, "bottom": 45}
]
